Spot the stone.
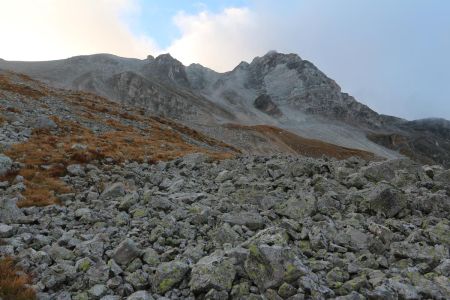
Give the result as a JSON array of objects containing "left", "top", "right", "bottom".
[
  {"left": 368, "top": 184, "right": 407, "bottom": 217},
  {"left": 100, "top": 182, "right": 126, "bottom": 199},
  {"left": 34, "top": 115, "right": 58, "bottom": 130},
  {"left": 112, "top": 238, "right": 141, "bottom": 266},
  {"left": 326, "top": 267, "right": 349, "bottom": 287},
  {"left": 152, "top": 260, "right": 190, "bottom": 294},
  {"left": 338, "top": 276, "right": 369, "bottom": 295},
  {"left": 390, "top": 241, "right": 448, "bottom": 264},
  {"left": 0, "top": 223, "right": 15, "bottom": 238},
  {"left": 48, "top": 244, "right": 75, "bottom": 262},
  {"left": 0, "top": 154, "right": 12, "bottom": 176},
  {"left": 67, "top": 164, "right": 85, "bottom": 176},
  {"left": 244, "top": 244, "right": 308, "bottom": 291},
  {"left": 127, "top": 291, "right": 154, "bottom": 300},
  {"left": 274, "top": 195, "right": 317, "bottom": 219},
  {"left": 385, "top": 279, "right": 420, "bottom": 300},
  {"left": 142, "top": 248, "right": 160, "bottom": 267},
  {"left": 277, "top": 282, "right": 297, "bottom": 298},
  {"left": 0, "top": 197, "right": 24, "bottom": 224},
  {"left": 222, "top": 211, "right": 265, "bottom": 230},
  {"left": 190, "top": 253, "right": 236, "bottom": 293},
  {"left": 125, "top": 269, "right": 149, "bottom": 290},
  {"left": 88, "top": 284, "right": 107, "bottom": 299},
  {"left": 118, "top": 192, "right": 139, "bottom": 211},
  {"left": 205, "top": 289, "right": 229, "bottom": 300}
]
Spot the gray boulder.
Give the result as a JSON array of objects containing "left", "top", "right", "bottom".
[
  {"left": 0, "top": 154, "right": 12, "bottom": 176},
  {"left": 222, "top": 212, "right": 265, "bottom": 230},
  {"left": 190, "top": 253, "right": 236, "bottom": 293},
  {"left": 152, "top": 260, "right": 190, "bottom": 294},
  {"left": 112, "top": 238, "right": 140, "bottom": 266},
  {"left": 0, "top": 223, "right": 15, "bottom": 238},
  {"left": 34, "top": 115, "right": 58, "bottom": 130},
  {"left": 100, "top": 182, "right": 126, "bottom": 199},
  {"left": 127, "top": 291, "right": 154, "bottom": 300},
  {"left": 66, "top": 164, "right": 85, "bottom": 176},
  {"left": 367, "top": 184, "right": 407, "bottom": 217},
  {"left": 244, "top": 244, "right": 309, "bottom": 291}
]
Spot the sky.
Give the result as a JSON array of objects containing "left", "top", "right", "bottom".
[{"left": 0, "top": 0, "right": 449, "bottom": 120}]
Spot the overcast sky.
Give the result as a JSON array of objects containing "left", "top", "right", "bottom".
[{"left": 0, "top": 0, "right": 449, "bottom": 120}]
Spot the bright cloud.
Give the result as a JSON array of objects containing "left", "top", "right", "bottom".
[
  {"left": 0, "top": 0, "right": 159, "bottom": 61},
  {"left": 0, "top": 1, "right": 449, "bottom": 119},
  {"left": 166, "top": 7, "right": 264, "bottom": 71}
]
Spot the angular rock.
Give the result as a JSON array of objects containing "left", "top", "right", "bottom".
[
  {"left": 100, "top": 182, "right": 126, "bottom": 199},
  {"left": 152, "top": 260, "right": 190, "bottom": 294},
  {"left": 0, "top": 223, "right": 15, "bottom": 238},
  {"left": 190, "top": 253, "right": 236, "bottom": 293},
  {"left": 0, "top": 197, "right": 24, "bottom": 224},
  {"left": 112, "top": 238, "right": 141, "bottom": 266},
  {"left": 244, "top": 244, "right": 308, "bottom": 291},
  {"left": 0, "top": 154, "right": 12, "bottom": 176},
  {"left": 368, "top": 184, "right": 407, "bottom": 217},
  {"left": 127, "top": 291, "right": 154, "bottom": 300},
  {"left": 222, "top": 211, "right": 265, "bottom": 230}
]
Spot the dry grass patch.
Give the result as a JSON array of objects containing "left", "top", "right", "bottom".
[
  {"left": 0, "top": 75, "right": 47, "bottom": 99},
  {"left": 0, "top": 257, "right": 36, "bottom": 300},
  {"left": 4, "top": 115, "right": 235, "bottom": 207},
  {"left": 226, "top": 124, "right": 375, "bottom": 160}
]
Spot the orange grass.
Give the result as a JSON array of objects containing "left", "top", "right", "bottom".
[
  {"left": 0, "top": 257, "right": 36, "bottom": 300},
  {"left": 4, "top": 116, "right": 235, "bottom": 207}
]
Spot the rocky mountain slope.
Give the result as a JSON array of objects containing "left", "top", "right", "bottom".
[
  {"left": 2, "top": 51, "right": 449, "bottom": 166},
  {"left": 0, "top": 52, "right": 407, "bottom": 160},
  {"left": 0, "top": 69, "right": 449, "bottom": 299},
  {"left": 1, "top": 150, "right": 450, "bottom": 299}
]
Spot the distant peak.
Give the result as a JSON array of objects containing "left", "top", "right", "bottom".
[
  {"left": 235, "top": 61, "right": 250, "bottom": 70},
  {"left": 146, "top": 55, "right": 155, "bottom": 61},
  {"left": 264, "top": 50, "right": 278, "bottom": 56},
  {"left": 250, "top": 51, "right": 303, "bottom": 68},
  {"left": 156, "top": 53, "right": 175, "bottom": 61}
]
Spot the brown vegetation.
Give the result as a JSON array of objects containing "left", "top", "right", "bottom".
[
  {"left": 226, "top": 124, "right": 376, "bottom": 160},
  {"left": 0, "top": 72, "right": 237, "bottom": 207},
  {"left": 3, "top": 109, "right": 235, "bottom": 208},
  {"left": 0, "top": 75, "right": 47, "bottom": 99},
  {"left": 0, "top": 257, "right": 36, "bottom": 300}
]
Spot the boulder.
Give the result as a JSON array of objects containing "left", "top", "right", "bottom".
[
  {"left": 0, "top": 154, "right": 12, "bottom": 176},
  {"left": 367, "top": 184, "right": 407, "bottom": 217},
  {"left": 190, "top": 253, "right": 236, "bottom": 293},
  {"left": 152, "top": 260, "right": 190, "bottom": 294},
  {"left": 112, "top": 238, "right": 140, "bottom": 266},
  {"left": 244, "top": 244, "right": 309, "bottom": 291},
  {"left": 100, "top": 182, "right": 126, "bottom": 200},
  {"left": 222, "top": 211, "right": 265, "bottom": 230}
]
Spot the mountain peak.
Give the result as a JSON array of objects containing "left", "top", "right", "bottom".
[
  {"left": 250, "top": 51, "right": 303, "bottom": 70},
  {"left": 155, "top": 53, "right": 183, "bottom": 65}
]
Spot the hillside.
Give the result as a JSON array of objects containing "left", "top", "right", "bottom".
[
  {"left": 0, "top": 70, "right": 449, "bottom": 299},
  {"left": 2, "top": 51, "right": 449, "bottom": 166}
]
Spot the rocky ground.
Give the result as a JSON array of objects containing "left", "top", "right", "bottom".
[
  {"left": 1, "top": 152, "right": 449, "bottom": 299},
  {"left": 0, "top": 70, "right": 449, "bottom": 300}
]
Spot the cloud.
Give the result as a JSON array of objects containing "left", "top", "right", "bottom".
[
  {"left": 163, "top": 1, "right": 450, "bottom": 119},
  {"left": 0, "top": 0, "right": 449, "bottom": 119},
  {"left": 166, "top": 7, "right": 265, "bottom": 71},
  {"left": 0, "top": 0, "right": 159, "bottom": 61}
]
